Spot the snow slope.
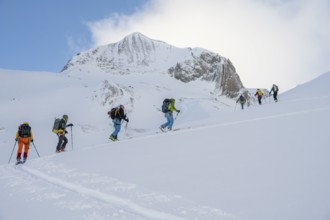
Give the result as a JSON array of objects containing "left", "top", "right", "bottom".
[{"left": 0, "top": 69, "right": 329, "bottom": 220}]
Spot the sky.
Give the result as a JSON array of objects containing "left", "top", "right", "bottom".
[{"left": 1, "top": 0, "right": 330, "bottom": 91}]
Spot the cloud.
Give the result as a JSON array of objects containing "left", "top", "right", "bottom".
[{"left": 86, "top": 0, "right": 330, "bottom": 91}]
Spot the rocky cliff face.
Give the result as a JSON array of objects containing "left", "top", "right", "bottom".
[
  {"left": 168, "top": 52, "right": 244, "bottom": 98},
  {"left": 61, "top": 32, "right": 245, "bottom": 98}
]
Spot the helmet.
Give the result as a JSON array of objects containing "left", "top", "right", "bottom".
[
  {"left": 63, "top": 114, "right": 68, "bottom": 121},
  {"left": 119, "top": 105, "right": 124, "bottom": 109},
  {"left": 23, "top": 122, "right": 29, "bottom": 125}
]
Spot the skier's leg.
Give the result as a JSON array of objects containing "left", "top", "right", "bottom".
[
  {"left": 56, "top": 135, "right": 64, "bottom": 151},
  {"left": 168, "top": 114, "right": 174, "bottom": 130},
  {"left": 111, "top": 119, "right": 121, "bottom": 139},
  {"left": 161, "top": 113, "right": 171, "bottom": 129},
  {"left": 61, "top": 136, "right": 68, "bottom": 150},
  {"left": 16, "top": 141, "right": 23, "bottom": 161},
  {"left": 23, "top": 141, "right": 29, "bottom": 161}
]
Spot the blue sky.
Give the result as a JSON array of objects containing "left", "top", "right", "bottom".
[
  {"left": 0, "top": 0, "right": 147, "bottom": 72},
  {"left": 1, "top": 0, "right": 330, "bottom": 91}
]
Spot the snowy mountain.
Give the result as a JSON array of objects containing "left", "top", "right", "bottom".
[{"left": 61, "top": 32, "right": 245, "bottom": 98}]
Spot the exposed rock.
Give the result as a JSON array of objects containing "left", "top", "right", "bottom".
[{"left": 61, "top": 32, "right": 246, "bottom": 98}]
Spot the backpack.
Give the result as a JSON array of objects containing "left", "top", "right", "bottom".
[
  {"left": 239, "top": 95, "right": 245, "bottom": 103},
  {"left": 52, "top": 118, "right": 62, "bottom": 133},
  {"left": 162, "top": 99, "right": 171, "bottom": 113},
  {"left": 257, "top": 89, "right": 263, "bottom": 96},
  {"left": 18, "top": 124, "right": 31, "bottom": 137},
  {"left": 109, "top": 107, "right": 119, "bottom": 119},
  {"left": 274, "top": 85, "right": 279, "bottom": 92}
]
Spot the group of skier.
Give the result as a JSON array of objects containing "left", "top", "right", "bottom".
[
  {"left": 13, "top": 85, "right": 277, "bottom": 164},
  {"left": 13, "top": 115, "right": 74, "bottom": 164},
  {"left": 107, "top": 98, "right": 181, "bottom": 142},
  {"left": 236, "top": 84, "right": 279, "bottom": 110}
]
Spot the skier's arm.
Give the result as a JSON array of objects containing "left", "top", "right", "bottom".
[
  {"left": 168, "top": 103, "right": 178, "bottom": 112},
  {"left": 30, "top": 130, "right": 34, "bottom": 141}
]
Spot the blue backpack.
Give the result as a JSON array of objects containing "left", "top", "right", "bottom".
[{"left": 162, "top": 99, "right": 171, "bottom": 113}]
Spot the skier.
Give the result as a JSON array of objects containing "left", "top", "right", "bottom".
[
  {"left": 15, "top": 122, "right": 33, "bottom": 163},
  {"left": 255, "top": 89, "right": 263, "bottom": 105},
  {"left": 55, "top": 114, "right": 73, "bottom": 153},
  {"left": 160, "top": 98, "right": 180, "bottom": 131},
  {"left": 108, "top": 105, "right": 129, "bottom": 141},
  {"left": 236, "top": 95, "right": 246, "bottom": 110},
  {"left": 269, "top": 84, "right": 279, "bottom": 102}
]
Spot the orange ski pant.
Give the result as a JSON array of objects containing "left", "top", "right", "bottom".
[{"left": 17, "top": 137, "right": 30, "bottom": 159}]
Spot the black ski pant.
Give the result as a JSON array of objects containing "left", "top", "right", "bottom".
[
  {"left": 257, "top": 96, "right": 262, "bottom": 105},
  {"left": 273, "top": 91, "right": 278, "bottom": 101},
  {"left": 57, "top": 135, "right": 68, "bottom": 151}
]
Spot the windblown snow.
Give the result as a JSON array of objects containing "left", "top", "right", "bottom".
[{"left": 0, "top": 68, "right": 329, "bottom": 220}]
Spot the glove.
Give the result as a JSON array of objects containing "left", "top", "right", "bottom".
[
  {"left": 30, "top": 139, "right": 34, "bottom": 142},
  {"left": 125, "top": 118, "right": 129, "bottom": 122},
  {"left": 177, "top": 110, "right": 181, "bottom": 113},
  {"left": 15, "top": 138, "right": 18, "bottom": 141},
  {"left": 67, "top": 123, "right": 73, "bottom": 127},
  {"left": 65, "top": 130, "right": 68, "bottom": 134}
]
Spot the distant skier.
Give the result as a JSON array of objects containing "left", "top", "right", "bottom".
[
  {"left": 53, "top": 114, "right": 73, "bottom": 153},
  {"left": 255, "top": 89, "right": 263, "bottom": 105},
  {"left": 160, "top": 98, "right": 180, "bottom": 131},
  {"left": 269, "top": 84, "right": 279, "bottom": 102},
  {"left": 236, "top": 95, "right": 246, "bottom": 110},
  {"left": 108, "top": 105, "right": 129, "bottom": 141},
  {"left": 15, "top": 122, "right": 34, "bottom": 163}
]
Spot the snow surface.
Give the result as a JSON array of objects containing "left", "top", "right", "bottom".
[{"left": 0, "top": 68, "right": 329, "bottom": 220}]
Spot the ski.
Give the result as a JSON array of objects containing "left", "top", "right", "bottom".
[
  {"left": 15, "top": 161, "right": 25, "bottom": 165},
  {"left": 109, "top": 136, "right": 118, "bottom": 142},
  {"left": 157, "top": 128, "right": 181, "bottom": 134}
]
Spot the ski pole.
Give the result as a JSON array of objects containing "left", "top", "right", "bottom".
[
  {"left": 31, "top": 142, "right": 40, "bottom": 158},
  {"left": 234, "top": 102, "right": 237, "bottom": 112},
  {"left": 70, "top": 126, "right": 73, "bottom": 150},
  {"left": 174, "top": 111, "right": 180, "bottom": 120},
  {"left": 8, "top": 141, "right": 17, "bottom": 164}
]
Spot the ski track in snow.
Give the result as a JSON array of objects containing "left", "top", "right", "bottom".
[
  {"left": 22, "top": 166, "right": 186, "bottom": 220},
  {"left": 0, "top": 164, "right": 236, "bottom": 220},
  {"left": 205, "top": 106, "right": 330, "bottom": 129},
  {"left": 104, "top": 106, "right": 330, "bottom": 144}
]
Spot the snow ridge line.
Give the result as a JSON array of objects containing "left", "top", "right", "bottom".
[
  {"left": 21, "top": 166, "right": 187, "bottom": 220},
  {"left": 91, "top": 106, "right": 330, "bottom": 149},
  {"left": 211, "top": 106, "right": 330, "bottom": 128},
  {"left": 157, "top": 106, "right": 330, "bottom": 135},
  {"left": 128, "top": 106, "right": 330, "bottom": 140}
]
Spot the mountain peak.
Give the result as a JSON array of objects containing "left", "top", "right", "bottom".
[
  {"left": 120, "top": 32, "right": 165, "bottom": 44},
  {"left": 61, "top": 33, "right": 245, "bottom": 98},
  {"left": 61, "top": 32, "right": 173, "bottom": 74},
  {"left": 122, "top": 32, "right": 150, "bottom": 40}
]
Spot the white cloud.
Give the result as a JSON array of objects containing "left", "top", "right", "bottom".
[{"left": 86, "top": 0, "right": 330, "bottom": 91}]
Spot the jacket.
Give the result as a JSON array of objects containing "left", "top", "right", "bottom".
[
  {"left": 114, "top": 108, "right": 128, "bottom": 121},
  {"left": 168, "top": 100, "right": 178, "bottom": 113}
]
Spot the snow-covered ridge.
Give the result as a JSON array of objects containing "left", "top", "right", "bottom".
[
  {"left": 61, "top": 32, "right": 204, "bottom": 74},
  {"left": 61, "top": 32, "right": 245, "bottom": 98}
]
